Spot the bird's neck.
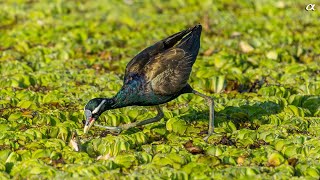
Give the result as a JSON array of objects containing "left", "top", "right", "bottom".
[
  {"left": 99, "top": 97, "right": 118, "bottom": 111},
  {"left": 112, "top": 83, "right": 141, "bottom": 108},
  {"left": 112, "top": 91, "right": 131, "bottom": 109}
]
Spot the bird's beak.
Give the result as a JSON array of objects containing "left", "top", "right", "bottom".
[
  {"left": 84, "top": 110, "right": 95, "bottom": 134},
  {"left": 84, "top": 117, "right": 95, "bottom": 134}
]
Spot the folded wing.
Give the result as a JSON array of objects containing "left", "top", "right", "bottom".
[
  {"left": 124, "top": 25, "right": 202, "bottom": 95},
  {"left": 124, "top": 26, "right": 195, "bottom": 77}
]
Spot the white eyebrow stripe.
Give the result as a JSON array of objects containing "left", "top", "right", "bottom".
[{"left": 92, "top": 100, "right": 106, "bottom": 114}]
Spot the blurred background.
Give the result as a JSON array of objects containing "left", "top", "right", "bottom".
[{"left": 0, "top": 0, "right": 320, "bottom": 178}]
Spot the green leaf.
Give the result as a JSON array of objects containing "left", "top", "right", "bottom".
[
  {"left": 268, "top": 152, "right": 285, "bottom": 166},
  {"left": 6, "top": 152, "right": 21, "bottom": 163},
  {"left": 114, "top": 154, "right": 137, "bottom": 168},
  {"left": 302, "top": 96, "right": 320, "bottom": 115},
  {"left": 167, "top": 118, "right": 189, "bottom": 135},
  {"left": 32, "top": 149, "right": 51, "bottom": 159},
  {"left": 0, "top": 150, "right": 11, "bottom": 162},
  {"left": 8, "top": 113, "right": 21, "bottom": 121},
  {"left": 284, "top": 105, "right": 305, "bottom": 117},
  {"left": 266, "top": 51, "right": 278, "bottom": 60}
]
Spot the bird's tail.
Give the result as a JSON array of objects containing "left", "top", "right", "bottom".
[{"left": 176, "top": 24, "right": 201, "bottom": 55}]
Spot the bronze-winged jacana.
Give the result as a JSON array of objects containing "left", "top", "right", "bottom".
[{"left": 84, "top": 25, "right": 214, "bottom": 140}]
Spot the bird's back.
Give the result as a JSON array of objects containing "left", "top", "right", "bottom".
[
  {"left": 115, "top": 25, "right": 202, "bottom": 107},
  {"left": 143, "top": 25, "right": 201, "bottom": 96}
]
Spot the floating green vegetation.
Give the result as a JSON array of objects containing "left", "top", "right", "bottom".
[{"left": 0, "top": 0, "right": 319, "bottom": 179}]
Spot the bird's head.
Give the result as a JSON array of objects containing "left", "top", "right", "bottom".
[{"left": 83, "top": 98, "right": 114, "bottom": 133}]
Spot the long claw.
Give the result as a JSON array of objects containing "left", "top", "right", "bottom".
[
  {"left": 203, "top": 135, "right": 210, "bottom": 142},
  {"left": 93, "top": 106, "right": 164, "bottom": 135},
  {"left": 94, "top": 124, "right": 122, "bottom": 134},
  {"left": 203, "top": 132, "right": 215, "bottom": 142}
]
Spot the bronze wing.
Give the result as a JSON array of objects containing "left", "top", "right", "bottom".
[
  {"left": 143, "top": 48, "right": 196, "bottom": 95},
  {"left": 124, "top": 26, "right": 197, "bottom": 78},
  {"left": 124, "top": 25, "right": 202, "bottom": 95}
]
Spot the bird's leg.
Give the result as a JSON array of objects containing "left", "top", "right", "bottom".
[
  {"left": 192, "top": 90, "right": 215, "bottom": 141},
  {"left": 94, "top": 106, "right": 164, "bottom": 134}
]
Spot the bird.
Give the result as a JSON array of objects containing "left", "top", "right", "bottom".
[{"left": 84, "top": 24, "right": 214, "bottom": 140}]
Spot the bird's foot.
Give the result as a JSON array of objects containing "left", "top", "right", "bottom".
[
  {"left": 94, "top": 124, "right": 122, "bottom": 134},
  {"left": 203, "top": 135, "right": 210, "bottom": 142},
  {"left": 203, "top": 132, "right": 215, "bottom": 142}
]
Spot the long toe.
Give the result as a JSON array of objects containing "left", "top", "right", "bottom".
[
  {"left": 203, "top": 135, "right": 210, "bottom": 142},
  {"left": 94, "top": 124, "right": 122, "bottom": 134},
  {"left": 203, "top": 132, "right": 215, "bottom": 142}
]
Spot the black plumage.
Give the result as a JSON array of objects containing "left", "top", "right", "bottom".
[{"left": 84, "top": 25, "right": 214, "bottom": 140}]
